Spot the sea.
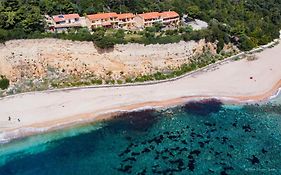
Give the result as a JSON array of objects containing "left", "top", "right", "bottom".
[{"left": 1, "top": 95, "right": 281, "bottom": 175}]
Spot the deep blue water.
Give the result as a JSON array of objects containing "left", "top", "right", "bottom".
[{"left": 1, "top": 98, "right": 281, "bottom": 174}]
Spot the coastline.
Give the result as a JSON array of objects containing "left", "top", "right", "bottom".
[
  {"left": 1, "top": 39, "right": 281, "bottom": 144},
  {"left": 0, "top": 83, "right": 280, "bottom": 144}
]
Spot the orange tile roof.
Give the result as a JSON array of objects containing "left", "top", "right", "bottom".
[
  {"left": 138, "top": 12, "right": 160, "bottom": 20},
  {"left": 87, "top": 13, "right": 118, "bottom": 20},
  {"left": 117, "top": 13, "right": 135, "bottom": 19},
  {"left": 53, "top": 14, "right": 80, "bottom": 23},
  {"left": 160, "top": 11, "right": 179, "bottom": 19}
]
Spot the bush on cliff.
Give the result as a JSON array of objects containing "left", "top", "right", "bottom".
[
  {"left": 0, "top": 75, "right": 9, "bottom": 90},
  {"left": 94, "top": 36, "right": 115, "bottom": 49}
]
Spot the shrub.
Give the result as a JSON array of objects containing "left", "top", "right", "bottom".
[
  {"left": 117, "top": 80, "right": 123, "bottom": 84},
  {"left": 0, "top": 29, "right": 8, "bottom": 43},
  {"left": 91, "top": 79, "right": 103, "bottom": 85},
  {"left": 238, "top": 35, "right": 256, "bottom": 51},
  {"left": 0, "top": 75, "right": 9, "bottom": 90},
  {"left": 94, "top": 36, "right": 115, "bottom": 49},
  {"left": 125, "top": 77, "right": 133, "bottom": 83},
  {"left": 165, "top": 29, "right": 178, "bottom": 36}
]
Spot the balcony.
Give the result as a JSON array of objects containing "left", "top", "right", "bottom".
[
  {"left": 144, "top": 19, "right": 163, "bottom": 24},
  {"left": 118, "top": 20, "right": 135, "bottom": 25},
  {"left": 54, "top": 22, "right": 82, "bottom": 28},
  {"left": 162, "top": 17, "right": 179, "bottom": 24}
]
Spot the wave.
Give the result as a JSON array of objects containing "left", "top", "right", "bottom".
[{"left": 269, "top": 87, "right": 281, "bottom": 100}]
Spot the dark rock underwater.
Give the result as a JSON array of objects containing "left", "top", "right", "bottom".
[{"left": 1, "top": 99, "right": 281, "bottom": 175}]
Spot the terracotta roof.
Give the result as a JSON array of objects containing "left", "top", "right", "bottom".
[
  {"left": 138, "top": 12, "right": 160, "bottom": 20},
  {"left": 53, "top": 14, "right": 80, "bottom": 23},
  {"left": 87, "top": 13, "right": 118, "bottom": 20},
  {"left": 160, "top": 11, "right": 179, "bottom": 19},
  {"left": 117, "top": 13, "right": 135, "bottom": 19}
]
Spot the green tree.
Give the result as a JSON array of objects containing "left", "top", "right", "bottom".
[
  {"left": 239, "top": 35, "right": 256, "bottom": 51},
  {"left": 187, "top": 5, "right": 200, "bottom": 18}
]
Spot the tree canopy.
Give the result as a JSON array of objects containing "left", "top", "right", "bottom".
[{"left": 0, "top": 0, "right": 280, "bottom": 51}]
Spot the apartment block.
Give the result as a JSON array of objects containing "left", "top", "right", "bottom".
[
  {"left": 135, "top": 11, "right": 180, "bottom": 29},
  {"left": 50, "top": 14, "right": 83, "bottom": 32},
  {"left": 117, "top": 13, "right": 136, "bottom": 30},
  {"left": 86, "top": 13, "right": 119, "bottom": 29}
]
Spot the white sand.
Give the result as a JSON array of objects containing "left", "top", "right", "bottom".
[{"left": 0, "top": 41, "right": 281, "bottom": 142}]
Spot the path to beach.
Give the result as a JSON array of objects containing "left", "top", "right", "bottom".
[{"left": 0, "top": 41, "right": 281, "bottom": 141}]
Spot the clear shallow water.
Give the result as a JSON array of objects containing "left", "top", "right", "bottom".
[{"left": 1, "top": 98, "right": 281, "bottom": 174}]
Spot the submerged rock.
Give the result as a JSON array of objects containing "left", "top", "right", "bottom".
[
  {"left": 183, "top": 99, "right": 223, "bottom": 116},
  {"left": 247, "top": 155, "right": 260, "bottom": 165}
]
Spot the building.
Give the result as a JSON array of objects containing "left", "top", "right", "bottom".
[
  {"left": 160, "top": 11, "right": 180, "bottom": 27},
  {"left": 51, "top": 14, "right": 82, "bottom": 32},
  {"left": 134, "top": 11, "right": 180, "bottom": 29},
  {"left": 47, "top": 11, "right": 180, "bottom": 32},
  {"left": 86, "top": 13, "right": 119, "bottom": 29},
  {"left": 117, "top": 13, "right": 136, "bottom": 30},
  {"left": 134, "top": 12, "right": 162, "bottom": 28}
]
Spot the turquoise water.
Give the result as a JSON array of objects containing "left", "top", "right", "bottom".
[{"left": 1, "top": 97, "right": 281, "bottom": 174}]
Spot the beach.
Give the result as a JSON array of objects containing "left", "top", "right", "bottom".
[{"left": 0, "top": 41, "right": 281, "bottom": 142}]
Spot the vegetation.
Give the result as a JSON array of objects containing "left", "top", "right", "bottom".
[
  {"left": 0, "top": 0, "right": 280, "bottom": 50},
  {"left": 128, "top": 51, "right": 225, "bottom": 83},
  {"left": 49, "top": 51, "right": 227, "bottom": 89},
  {"left": 0, "top": 75, "right": 9, "bottom": 90}
]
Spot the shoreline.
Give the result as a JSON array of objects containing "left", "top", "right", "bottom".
[
  {"left": 0, "top": 81, "right": 280, "bottom": 144},
  {"left": 0, "top": 38, "right": 281, "bottom": 144}
]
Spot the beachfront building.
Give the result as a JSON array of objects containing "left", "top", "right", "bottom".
[
  {"left": 117, "top": 13, "right": 136, "bottom": 30},
  {"left": 50, "top": 14, "right": 83, "bottom": 32},
  {"left": 135, "top": 11, "right": 180, "bottom": 29},
  {"left": 160, "top": 11, "right": 180, "bottom": 27},
  {"left": 47, "top": 11, "right": 180, "bottom": 31},
  {"left": 86, "top": 13, "right": 119, "bottom": 29},
  {"left": 134, "top": 12, "right": 162, "bottom": 28}
]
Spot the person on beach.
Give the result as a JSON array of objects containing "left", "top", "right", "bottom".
[
  {"left": 18, "top": 118, "right": 20, "bottom": 122},
  {"left": 8, "top": 116, "right": 11, "bottom": 121}
]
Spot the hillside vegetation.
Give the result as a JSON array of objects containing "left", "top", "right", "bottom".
[
  {"left": 0, "top": 0, "right": 281, "bottom": 50},
  {"left": 0, "top": 0, "right": 280, "bottom": 51}
]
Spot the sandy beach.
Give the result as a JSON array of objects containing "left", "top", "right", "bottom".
[{"left": 0, "top": 40, "right": 281, "bottom": 143}]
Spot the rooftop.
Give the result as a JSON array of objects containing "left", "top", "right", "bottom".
[
  {"left": 160, "top": 11, "right": 179, "bottom": 19},
  {"left": 87, "top": 13, "right": 118, "bottom": 20},
  {"left": 138, "top": 12, "right": 160, "bottom": 20},
  {"left": 117, "top": 13, "right": 135, "bottom": 20},
  {"left": 53, "top": 14, "right": 80, "bottom": 23}
]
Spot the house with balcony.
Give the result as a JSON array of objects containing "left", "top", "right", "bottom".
[
  {"left": 160, "top": 11, "right": 180, "bottom": 27},
  {"left": 134, "top": 12, "right": 162, "bottom": 28},
  {"left": 51, "top": 14, "right": 82, "bottom": 32},
  {"left": 117, "top": 13, "right": 136, "bottom": 30},
  {"left": 86, "top": 13, "right": 119, "bottom": 29},
  {"left": 135, "top": 11, "right": 180, "bottom": 29}
]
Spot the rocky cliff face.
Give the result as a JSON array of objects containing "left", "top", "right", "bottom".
[{"left": 0, "top": 39, "right": 238, "bottom": 94}]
